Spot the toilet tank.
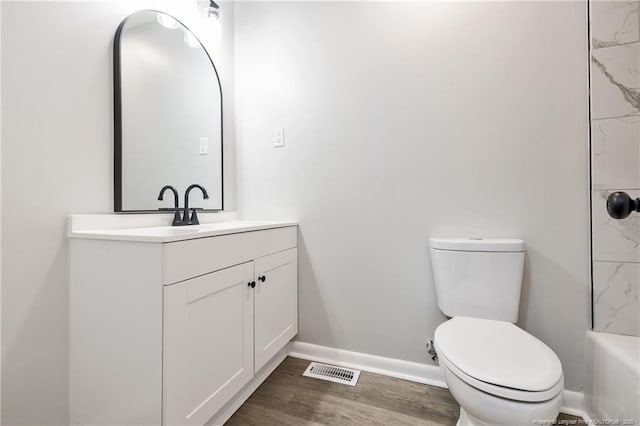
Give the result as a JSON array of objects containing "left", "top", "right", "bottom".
[{"left": 429, "top": 238, "right": 525, "bottom": 323}]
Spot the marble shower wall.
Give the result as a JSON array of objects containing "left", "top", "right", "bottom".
[{"left": 590, "top": 1, "right": 640, "bottom": 336}]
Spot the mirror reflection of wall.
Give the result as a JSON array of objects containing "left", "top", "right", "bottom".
[{"left": 116, "top": 10, "right": 223, "bottom": 212}]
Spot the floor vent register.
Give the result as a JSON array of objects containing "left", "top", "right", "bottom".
[{"left": 302, "top": 362, "right": 361, "bottom": 386}]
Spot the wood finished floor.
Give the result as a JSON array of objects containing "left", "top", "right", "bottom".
[{"left": 226, "top": 357, "right": 581, "bottom": 426}]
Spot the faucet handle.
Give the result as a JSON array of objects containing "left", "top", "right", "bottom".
[
  {"left": 159, "top": 207, "right": 184, "bottom": 226},
  {"left": 172, "top": 210, "right": 183, "bottom": 226},
  {"left": 189, "top": 208, "right": 201, "bottom": 224}
]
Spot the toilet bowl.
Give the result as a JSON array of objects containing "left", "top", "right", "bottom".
[{"left": 434, "top": 316, "right": 564, "bottom": 426}]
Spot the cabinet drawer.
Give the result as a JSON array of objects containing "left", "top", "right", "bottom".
[{"left": 162, "top": 226, "right": 297, "bottom": 285}]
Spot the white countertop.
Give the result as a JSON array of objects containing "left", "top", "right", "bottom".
[{"left": 68, "top": 214, "right": 297, "bottom": 243}]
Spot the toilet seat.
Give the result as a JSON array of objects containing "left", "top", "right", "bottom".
[
  {"left": 434, "top": 316, "right": 563, "bottom": 402},
  {"left": 438, "top": 349, "right": 563, "bottom": 402}
]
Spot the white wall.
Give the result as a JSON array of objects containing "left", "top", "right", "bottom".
[
  {"left": 235, "top": 1, "right": 591, "bottom": 391},
  {"left": 0, "top": 1, "right": 234, "bottom": 423}
]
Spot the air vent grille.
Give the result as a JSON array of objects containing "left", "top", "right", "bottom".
[{"left": 302, "top": 362, "right": 360, "bottom": 386}]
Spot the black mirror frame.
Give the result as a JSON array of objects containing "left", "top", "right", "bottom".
[{"left": 113, "top": 10, "right": 224, "bottom": 213}]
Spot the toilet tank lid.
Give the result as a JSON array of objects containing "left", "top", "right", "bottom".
[{"left": 429, "top": 238, "right": 524, "bottom": 252}]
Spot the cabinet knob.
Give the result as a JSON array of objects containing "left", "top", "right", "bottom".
[
  {"left": 248, "top": 281, "right": 256, "bottom": 288},
  {"left": 258, "top": 275, "right": 266, "bottom": 282}
]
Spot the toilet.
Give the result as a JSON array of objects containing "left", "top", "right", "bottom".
[{"left": 430, "top": 238, "right": 564, "bottom": 426}]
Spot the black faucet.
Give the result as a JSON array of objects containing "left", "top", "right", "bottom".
[
  {"left": 180, "top": 184, "right": 210, "bottom": 226},
  {"left": 157, "top": 185, "right": 182, "bottom": 226},
  {"left": 158, "top": 184, "right": 210, "bottom": 226}
]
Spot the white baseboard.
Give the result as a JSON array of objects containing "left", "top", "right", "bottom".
[
  {"left": 561, "top": 389, "right": 586, "bottom": 418},
  {"left": 206, "top": 348, "right": 288, "bottom": 426},
  {"left": 287, "top": 341, "right": 587, "bottom": 420},
  {"left": 287, "top": 341, "right": 446, "bottom": 388}
]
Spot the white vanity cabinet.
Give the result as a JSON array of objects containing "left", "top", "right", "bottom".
[
  {"left": 69, "top": 220, "right": 298, "bottom": 426},
  {"left": 163, "top": 248, "right": 298, "bottom": 425}
]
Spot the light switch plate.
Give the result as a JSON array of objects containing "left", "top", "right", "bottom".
[
  {"left": 273, "top": 128, "right": 284, "bottom": 147},
  {"left": 199, "top": 137, "right": 209, "bottom": 155}
]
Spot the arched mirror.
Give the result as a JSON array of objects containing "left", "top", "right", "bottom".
[{"left": 114, "top": 10, "right": 223, "bottom": 212}]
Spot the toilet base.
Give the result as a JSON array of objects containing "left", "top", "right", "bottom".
[
  {"left": 456, "top": 407, "right": 499, "bottom": 426},
  {"left": 456, "top": 408, "right": 471, "bottom": 426},
  {"left": 455, "top": 404, "right": 561, "bottom": 426}
]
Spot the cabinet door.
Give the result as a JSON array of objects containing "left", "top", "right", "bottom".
[
  {"left": 163, "top": 262, "right": 254, "bottom": 425},
  {"left": 254, "top": 248, "right": 298, "bottom": 371}
]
